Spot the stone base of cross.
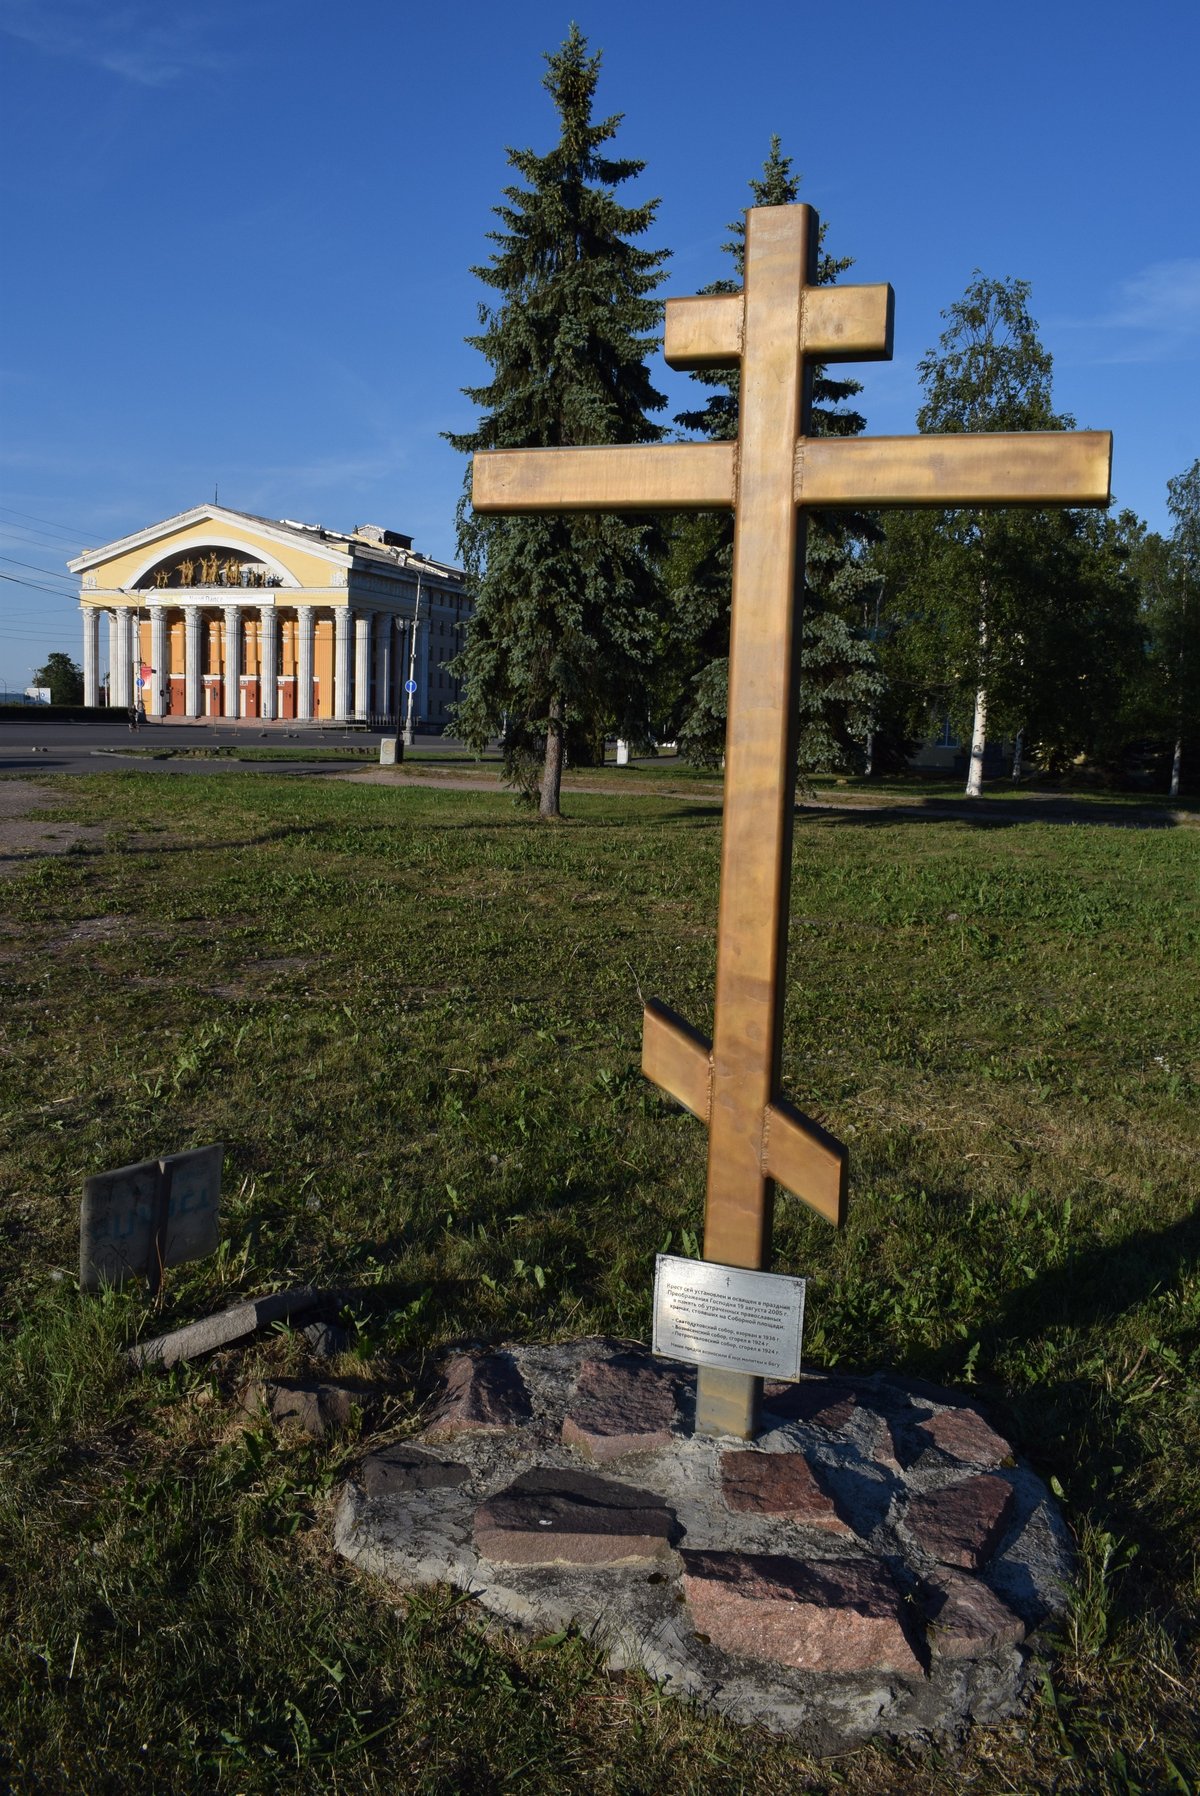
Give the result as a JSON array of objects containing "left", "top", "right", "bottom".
[{"left": 473, "top": 204, "right": 1111, "bottom": 1440}]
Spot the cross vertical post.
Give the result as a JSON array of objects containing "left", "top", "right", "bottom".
[{"left": 697, "top": 206, "right": 815, "bottom": 1436}]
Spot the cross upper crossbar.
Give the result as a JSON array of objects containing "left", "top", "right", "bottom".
[{"left": 471, "top": 203, "right": 1112, "bottom": 1439}]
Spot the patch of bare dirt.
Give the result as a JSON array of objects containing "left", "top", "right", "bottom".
[
  {"left": 0, "top": 778, "right": 104, "bottom": 878},
  {"left": 57, "top": 915, "right": 131, "bottom": 944}
]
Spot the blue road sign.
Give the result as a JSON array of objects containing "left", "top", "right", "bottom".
[{"left": 404, "top": 679, "right": 417, "bottom": 694}]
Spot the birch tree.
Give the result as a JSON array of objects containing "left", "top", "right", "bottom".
[
  {"left": 913, "top": 275, "right": 1070, "bottom": 795},
  {"left": 1157, "top": 458, "right": 1200, "bottom": 796}
]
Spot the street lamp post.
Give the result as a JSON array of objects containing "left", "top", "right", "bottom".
[
  {"left": 403, "top": 573, "right": 423, "bottom": 747},
  {"left": 132, "top": 596, "right": 142, "bottom": 721}
]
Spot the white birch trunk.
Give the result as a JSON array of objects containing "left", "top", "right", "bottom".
[
  {"left": 965, "top": 599, "right": 988, "bottom": 798},
  {"left": 1170, "top": 735, "right": 1182, "bottom": 799},
  {"left": 965, "top": 685, "right": 988, "bottom": 796},
  {"left": 1011, "top": 729, "right": 1024, "bottom": 782}
]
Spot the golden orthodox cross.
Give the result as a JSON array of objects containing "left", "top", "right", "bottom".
[{"left": 473, "top": 204, "right": 1111, "bottom": 1439}]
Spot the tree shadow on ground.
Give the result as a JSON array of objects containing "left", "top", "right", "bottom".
[
  {"left": 800, "top": 795, "right": 1190, "bottom": 831},
  {"left": 984, "top": 1206, "right": 1198, "bottom": 1349},
  {"left": 916, "top": 1203, "right": 1200, "bottom": 1566}
]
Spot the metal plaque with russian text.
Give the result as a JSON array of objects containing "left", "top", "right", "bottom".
[{"left": 652, "top": 1253, "right": 806, "bottom": 1381}]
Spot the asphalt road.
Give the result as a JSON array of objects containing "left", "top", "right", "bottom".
[{"left": 0, "top": 720, "right": 471, "bottom": 777}]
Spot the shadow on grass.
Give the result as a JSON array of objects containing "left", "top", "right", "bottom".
[
  {"left": 905, "top": 1203, "right": 1199, "bottom": 1404},
  {"left": 987, "top": 1206, "right": 1199, "bottom": 1345},
  {"left": 918, "top": 1204, "right": 1200, "bottom": 1563},
  {"left": 801, "top": 795, "right": 1188, "bottom": 831}
]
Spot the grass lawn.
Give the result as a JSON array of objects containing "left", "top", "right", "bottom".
[{"left": 0, "top": 771, "right": 1196, "bottom": 1794}]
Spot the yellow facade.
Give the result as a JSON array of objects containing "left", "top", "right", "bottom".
[{"left": 71, "top": 505, "right": 467, "bottom": 726}]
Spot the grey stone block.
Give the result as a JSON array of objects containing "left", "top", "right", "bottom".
[
  {"left": 127, "top": 1286, "right": 324, "bottom": 1369},
  {"left": 303, "top": 1319, "right": 351, "bottom": 1359}
]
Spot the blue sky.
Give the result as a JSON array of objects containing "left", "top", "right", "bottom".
[{"left": 1, "top": 0, "right": 1197, "bottom": 687}]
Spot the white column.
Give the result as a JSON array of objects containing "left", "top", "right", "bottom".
[
  {"left": 353, "top": 610, "right": 371, "bottom": 721},
  {"left": 259, "top": 604, "right": 277, "bottom": 721},
  {"left": 184, "top": 605, "right": 202, "bottom": 718},
  {"left": 373, "top": 611, "right": 393, "bottom": 722},
  {"left": 334, "top": 605, "right": 353, "bottom": 720},
  {"left": 106, "top": 610, "right": 119, "bottom": 707},
  {"left": 82, "top": 606, "right": 99, "bottom": 706},
  {"left": 149, "top": 606, "right": 167, "bottom": 716},
  {"left": 296, "top": 605, "right": 315, "bottom": 721},
  {"left": 223, "top": 604, "right": 242, "bottom": 719},
  {"left": 112, "top": 609, "right": 132, "bottom": 709}
]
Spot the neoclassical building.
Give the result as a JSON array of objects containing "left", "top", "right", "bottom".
[{"left": 68, "top": 504, "right": 468, "bottom": 725}]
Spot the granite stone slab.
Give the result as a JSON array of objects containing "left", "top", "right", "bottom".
[
  {"left": 901, "top": 1474, "right": 1017, "bottom": 1569},
  {"left": 561, "top": 1354, "right": 679, "bottom": 1460},
  {"left": 476, "top": 1467, "right": 676, "bottom": 1566},
  {"left": 681, "top": 1550, "right": 922, "bottom": 1676},
  {"left": 424, "top": 1350, "right": 533, "bottom": 1437},
  {"left": 719, "top": 1448, "right": 853, "bottom": 1535}
]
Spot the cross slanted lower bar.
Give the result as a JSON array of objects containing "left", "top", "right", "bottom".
[{"left": 472, "top": 204, "right": 1112, "bottom": 1439}]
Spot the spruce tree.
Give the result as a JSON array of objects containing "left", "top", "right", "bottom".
[
  {"left": 448, "top": 26, "right": 668, "bottom": 817},
  {"left": 659, "top": 139, "right": 882, "bottom": 773}
]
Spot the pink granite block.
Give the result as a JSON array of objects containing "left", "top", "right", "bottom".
[
  {"left": 922, "top": 1568, "right": 1027, "bottom": 1660},
  {"left": 475, "top": 1467, "right": 676, "bottom": 1567},
  {"left": 870, "top": 1414, "right": 905, "bottom": 1471},
  {"left": 424, "top": 1352, "right": 532, "bottom": 1438},
  {"left": 681, "top": 1551, "right": 922, "bottom": 1676},
  {"left": 719, "top": 1450, "right": 853, "bottom": 1535},
  {"left": 763, "top": 1377, "right": 858, "bottom": 1432},
  {"left": 561, "top": 1354, "right": 677, "bottom": 1461},
  {"left": 901, "top": 1474, "right": 1016, "bottom": 1569},
  {"left": 915, "top": 1406, "right": 1012, "bottom": 1468}
]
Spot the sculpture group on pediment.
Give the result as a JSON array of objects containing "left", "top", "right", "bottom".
[{"left": 141, "top": 552, "right": 285, "bottom": 591}]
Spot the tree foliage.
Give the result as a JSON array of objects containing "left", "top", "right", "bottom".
[
  {"left": 873, "top": 273, "right": 1111, "bottom": 791},
  {"left": 33, "top": 652, "right": 83, "bottom": 706},
  {"left": 1151, "top": 457, "right": 1200, "bottom": 793},
  {"left": 659, "top": 139, "right": 881, "bottom": 773},
  {"left": 448, "top": 25, "right": 668, "bottom": 816}
]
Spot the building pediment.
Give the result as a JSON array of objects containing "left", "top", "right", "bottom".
[{"left": 69, "top": 506, "right": 353, "bottom": 593}]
